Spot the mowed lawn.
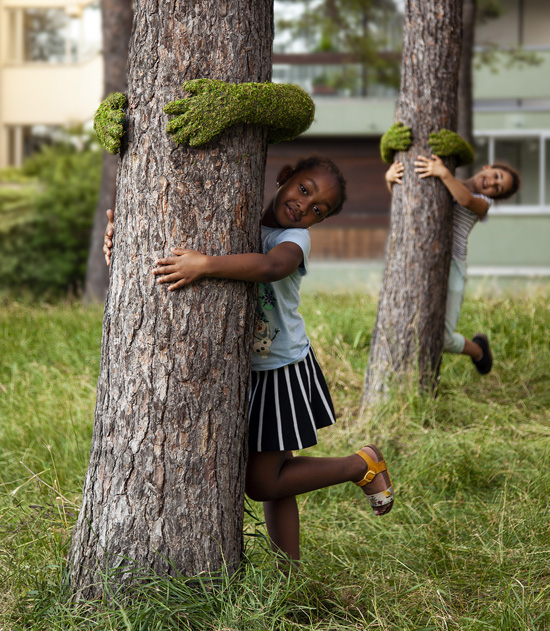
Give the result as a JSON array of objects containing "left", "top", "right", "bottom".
[{"left": 1, "top": 292, "right": 549, "bottom": 630}]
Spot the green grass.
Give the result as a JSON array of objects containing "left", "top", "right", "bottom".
[{"left": 1, "top": 292, "right": 549, "bottom": 630}]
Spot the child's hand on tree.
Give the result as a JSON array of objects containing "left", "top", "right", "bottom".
[
  {"left": 380, "top": 122, "right": 412, "bottom": 163},
  {"left": 94, "top": 93, "right": 127, "bottom": 154},
  {"left": 414, "top": 154, "right": 449, "bottom": 179},
  {"left": 385, "top": 161, "right": 404, "bottom": 187},
  {"left": 153, "top": 248, "right": 208, "bottom": 290},
  {"left": 103, "top": 208, "right": 115, "bottom": 266},
  {"left": 428, "top": 129, "right": 474, "bottom": 166},
  {"left": 164, "top": 79, "right": 314, "bottom": 146}
]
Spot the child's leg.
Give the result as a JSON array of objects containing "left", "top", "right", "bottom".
[
  {"left": 246, "top": 447, "right": 391, "bottom": 511},
  {"left": 247, "top": 447, "right": 391, "bottom": 560},
  {"left": 248, "top": 451, "right": 301, "bottom": 560},
  {"left": 466, "top": 333, "right": 493, "bottom": 374},
  {"left": 462, "top": 338, "right": 483, "bottom": 360},
  {"left": 443, "top": 258, "right": 467, "bottom": 354},
  {"left": 263, "top": 495, "right": 300, "bottom": 560},
  {"left": 248, "top": 450, "right": 357, "bottom": 498},
  {"left": 447, "top": 325, "right": 492, "bottom": 373},
  {"left": 443, "top": 259, "right": 492, "bottom": 372}
]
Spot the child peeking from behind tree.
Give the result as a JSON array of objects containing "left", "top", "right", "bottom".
[{"left": 385, "top": 146, "right": 520, "bottom": 374}]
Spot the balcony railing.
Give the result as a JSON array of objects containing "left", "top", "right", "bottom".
[
  {"left": 272, "top": 52, "right": 400, "bottom": 99},
  {"left": 273, "top": 49, "right": 550, "bottom": 102}
]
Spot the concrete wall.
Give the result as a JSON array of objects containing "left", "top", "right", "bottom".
[
  {"left": 469, "top": 214, "right": 550, "bottom": 268},
  {"left": 1, "top": 56, "right": 102, "bottom": 125}
]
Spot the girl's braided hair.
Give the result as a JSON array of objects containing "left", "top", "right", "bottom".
[{"left": 290, "top": 156, "right": 347, "bottom": 216}]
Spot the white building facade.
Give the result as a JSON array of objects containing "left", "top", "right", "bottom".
[{"left": 0, "top": 0, "right": 102, "bottom": 167}]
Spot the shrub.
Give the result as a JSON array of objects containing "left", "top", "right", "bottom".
[{"left": 0, "top": 130, "right": 101, "bottom": 299}]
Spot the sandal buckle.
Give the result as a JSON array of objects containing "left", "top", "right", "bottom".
[
  {"left": 356, "top": 469, "right": 376, "bottom": 487},
  {"left": 363, "top": 469, "right": 376, "bottom": 484}
]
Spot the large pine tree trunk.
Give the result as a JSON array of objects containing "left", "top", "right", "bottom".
[
  {"left": 84, "top": 0, "right": 133, "bottom": 302},
  {"left": 69, "top": 0, "right": 273, "bottom": 597},
  {"left": 362, "top": 0, "right": 462, "bottom": 402}
]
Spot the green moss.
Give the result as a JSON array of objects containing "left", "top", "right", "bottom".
[
  {"left": 164, "top": 79, "right": 315, "bottom": 146},
  {"left": 380, "top": 122, "right": 412, "bottom": 163},
  {"left": 428, "top": 129, "right": 474, "bottom": 166},
  {"left": 93, "top": 80, "right": 315, "bottom": 153},
  {"left": 93, "top": 92, "right": 127, "bottom": 154},
  {"left": 380, "top": 122, "right": 474, "bottom": 166}
]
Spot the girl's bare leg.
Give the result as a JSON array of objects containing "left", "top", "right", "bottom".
[
  {"left": 246, "top": 446, "right": 392, "bottom": 558},
  {"left": 263, "top": 495, "right": 300, "bottom": 561},
  {"left": 246, "top": 448, "right": 383, "bottom": 501}
]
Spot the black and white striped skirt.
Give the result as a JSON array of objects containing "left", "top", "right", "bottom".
[{"left": 248, "top": 348, "right": 336, "bottom": 452}]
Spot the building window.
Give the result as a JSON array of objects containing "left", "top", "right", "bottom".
[
  {"left": 495, "top": 137, "right": 539, "bottom": 206},
  {"left": 472, "top": 136, "right": 489, "bottom": 166},
  {"left": 24, "top": 8, "right": 68, "bottom": 63},
  {"left": 474, "top": 133, "right": 549, "bottom": 212},
  {"left": 79, "top": 2, "right": 102, "bottom": 61},
  {"left": 4, "top": 125, "right": 64, "bottom": 166},
  {"left": 272, "top": 61, "right": 400, "bottom": 98},
  {"left": 22, "top": 125, "right": 64, "bottom": 160},
  {"left": 4, "top": 2, "right": 100, "bottom": 65}
]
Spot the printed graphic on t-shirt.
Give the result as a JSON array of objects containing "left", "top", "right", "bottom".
[{"left": 253, "top": 283, "right": 280, "bottom": 359}]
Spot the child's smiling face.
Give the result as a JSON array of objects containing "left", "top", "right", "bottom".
[
  {"left": 473, "top": 166, "right": 514, "bottom": 199},
  {"left": 269, "top": 167, "right": 342, "bottom": 229}
]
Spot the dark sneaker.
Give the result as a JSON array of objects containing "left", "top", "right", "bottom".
[{"left": 472, "top": 333, "right": 493, "bottom": 374}]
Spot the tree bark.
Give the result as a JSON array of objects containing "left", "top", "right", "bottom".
[
  {"left": 362, "top": 0, "right": 462, "bottom": 402},
  {"left": 83, "top": 0, "right": 133, "bottom": 303},
  {"left": 456, "top": 0, "right": 476, "bottom": 181},
  {"left": 69, "top": 0, "right": 273, "bottom": 598}
]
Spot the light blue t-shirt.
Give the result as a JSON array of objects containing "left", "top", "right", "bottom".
[{"left": 251, "top": 226, "right": 311, "bottom": 371}]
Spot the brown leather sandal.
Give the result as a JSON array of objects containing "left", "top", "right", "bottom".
[{"left": 354, "top": 444, "right": 394, "bottom": 514}]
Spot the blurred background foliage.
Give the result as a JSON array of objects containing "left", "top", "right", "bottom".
[{"left": 0, "top": 129, "right": 101, "bottom": 300}]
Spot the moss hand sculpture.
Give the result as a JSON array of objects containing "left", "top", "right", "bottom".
[
  {"left": 164, "top": 79, "right": 315, "bottom": 146},
  {"left": 427, "top": 129, "right": 474, "bottom": 167},
  {"left": 93, "top": 80, "right": 315, "bottom": 153},
  {"left": 380, "top": 122, "right": 413, "bottom": 163},
  {"left": 93, "top": 92, "right": 127, "bottom": 155},
  {"left": 380, "top": 122, "right": 474, "bottom": 167}
]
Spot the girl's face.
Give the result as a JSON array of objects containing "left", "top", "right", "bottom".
[
  {"left": 268, "top": 167, "right": 342, "bottom": 230},
  {"left": 473, "top": 166, "right": 513, "bottom": 198}
]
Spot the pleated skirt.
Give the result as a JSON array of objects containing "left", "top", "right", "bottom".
[{"left": 248, "top": 348, "right": 336, "bottom": 452}]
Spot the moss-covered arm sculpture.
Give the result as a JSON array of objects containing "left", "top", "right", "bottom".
[
  {"left": 380, "top": 122, "right": 413, "bottom": 163},
  {"left": 93, "top": 92, "right": 127, "bottom": 155},
  {"left": 380, "top": 121, "right": 474, "bottom": 167},
  {"left": 427, "top": 129, "right": 474, "bottom": 167},
  {"left": 164, "top": 79, "right": 314, "bottom": 146},
  {"left": 93, "top": 79, "right": 315, "bottom": 153}
]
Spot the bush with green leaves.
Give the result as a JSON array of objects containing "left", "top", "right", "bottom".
[{"left": 0, "top": 131, "right": 101, "bottom": 299}]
